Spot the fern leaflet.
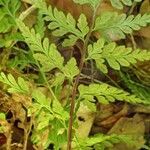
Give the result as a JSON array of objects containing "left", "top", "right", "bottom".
[
  {"left": 75, "top": 133, "right": 137, "bottom": 149},
  {"left": 78, "top": 83, "right": 150, "bottom": 108},
  {"left": 94, "top": 12, "right": 150, "bottom": 40},
  {"left": 0, "top": 72, "right": 29, "bottom": 94},
  {"left": 0, "top": 0, "right": 20, "bottom": 33},
  {"left": 32, "top": 0, "right": 89, "bottom": 46},
  {"left": 87, "top": 38, "right": 150, "bottom": 73},
  {"left": 110, "top": 0, "right": 143, "bottom": 9}
]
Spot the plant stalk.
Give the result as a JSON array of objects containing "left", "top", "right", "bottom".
[{"left": 67, "top": 7, "right": 98, "bottom": 150}]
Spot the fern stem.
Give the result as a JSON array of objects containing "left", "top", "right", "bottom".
[
  {"left": 127, "top": 2, "right": 137, "bottom": 15},
  {"left": 23, "top": 117, "right": 33, "bottom": 150},
  {"left": 67, "top": 6, "right": 99, "bottom": 150},
  {"left": 130, "top": 34, "right": 136, "bottom": 50},
  {"left": 29, "top": 47, "right": 59, "bottom": 103},
  {"left": 36, "top": 60, "right": 58, "bottom": 102}
]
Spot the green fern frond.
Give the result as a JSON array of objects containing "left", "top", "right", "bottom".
[
  {"left": 17, "top": 20, "right": 64, "bottom": 71},
  {"left": 87, "top": 38, "right": 150, "bottom": 73},
  {"left": 110, "top": 0, "right": 142, "bottom": 10},
  {"left": 121, "top": 72, "right": 150, "bottom": 102},
  {"left": 45, "top": 7, "right": 89, "bottom": 39},
  {"left": 75, "top": 133, "right": 137, "bottom": 149},
  {"left": 32, "top": 89, "right": 69, "bottom": 120},
  {"left": 30, "top": 90, "right": 68, "bottom": 149},
  {"left": 0, "top": 0, "right": 20, "bottom": 33},
  {"left": 62, "top": 58, "right": 79, "bottom": 81},
  {"left": 0, "top": 72, "right": 29, "bottom": 94},
  {"left": 32, "top": 0, "right": 89, "bottom": 46},
  {"left": 45, "top": 7, "right": 81, "bottom": 37},
  {"left": 17, "top": 20, "right": 79, "bottom": 79},
  {"left": 78, "top": 83, "right": 149, "bottom": 106},
  {"left": 33, "top": 44, "right": 64, "bottom": 72},
  {"left": 16, "top": 19, "right": 44, "bottom": 52},
  {"left": 94, "top": 12, "right": 150, "bottom": 40}
]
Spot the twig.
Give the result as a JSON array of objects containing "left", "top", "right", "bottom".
[
  {"left": 23, "top": 118, "right": 33, "bottom": 150},
  {"left": 127, "top": 2, "right": 137, "bottom": 15},
  {"left": 23, "top": 129, "right": 28, "bottom": 150},
  {"left": 130, "top": 34, "right": 137, "bottom": 50},
  {"left": 127, "top": 2, "right": 137, "bottom": 50}
]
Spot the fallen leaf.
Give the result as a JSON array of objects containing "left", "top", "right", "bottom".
[
  {"left": 108, "top": 114, "right": 145, "bottom": 150},
  {"left": 76, "top": 103, "right": 95, "bottom": 138}
]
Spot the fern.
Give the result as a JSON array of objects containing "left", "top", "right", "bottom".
[
  {"left": 110, "top": 0, "right": 142, "bottom": 9},
  {"left": 17, "top": 19, "right": 71, "bottom": 148},
  {"left": 86, "top": 38, "right": 150, "bottom": 73},
  {"left": 30, "top": 104, "right": 67, "bottom": 149},
  {"left": 32, "top": 0, "right": 89, "bottom": 46},
  {"left": 94, "top": 12, "right": 150, "bottom": 40},
  {"left": 33, "top": 44, "right": 64, "bottom": 72},
  {"left": 17, "top": 20, "right": 79, "bottom": 80},
  {"left": 30, "top": 89, "right": 69, "bottom": 149},
  {"left": 0, "top": 0, "right": 20, "bottom": 33},
  {"left": 78, "top": 83, "right": 149, "bottom": 109},
  {"left": 75, "top": 133, "right": 137, "bottom": 149},
  {"left": 0, "top": 0, "right": 149, "bottom": 149},
  {"left": 0, "top": 72, "right": 29, "bottom": 94},
  {"left": 121, "top": 72, "right": 150, "bottom": 102},
  {"left": 31, "top": 89, "right": 69, "bottom": 121},
  {"left": 62, "top": 58, "right": 79, "bottom": 81}
]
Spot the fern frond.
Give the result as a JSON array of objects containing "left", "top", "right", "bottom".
[
  {"left": 0, "top": 72, "right": 29, "bottom": 94},
  {"left": 110, "top": 0, "right": 142, "bottom": 9},
  {"left": 87, "top": 38, "right": 150, "bottom": 73},
  {"left": 17, "top": 20, "right": 79, "bottom": 79},
  {"left": 94, "top": 12, "right": 150, "bottom": 39},
  {"left": 62, "top": 58, "right": 79, "bottom": 81},
  {"left": 121, "top": 72, "right": 150, "bottom": 102},
  {"left": 0, "top": 0, "right": 20, "bottom": 33},
  {"left": 32, "top": 89, "right": 69, "bottom": 120},
  {"left": 75, "top": 133, "right": 137, "bottom": 149},
  {"left": 32, "top": 0, "right": 89, "bottom": 46},
  {"left": 78, "top": 83, "right": 149, "bottom": 106},
  {"left": 30, "top": 89, "right": 68, "bottom": 149},
  {"left": 33, "top": 44, "right": 64, "bottom": 72},
  {"left": 45, "top": 7, "right": 81, "bottom": 37},
  {"left": 17, "top": 20, "right": 64, "bottom": 71},
  {"left": 16, "top": 19, "right": 44, "bottom": 52}
]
